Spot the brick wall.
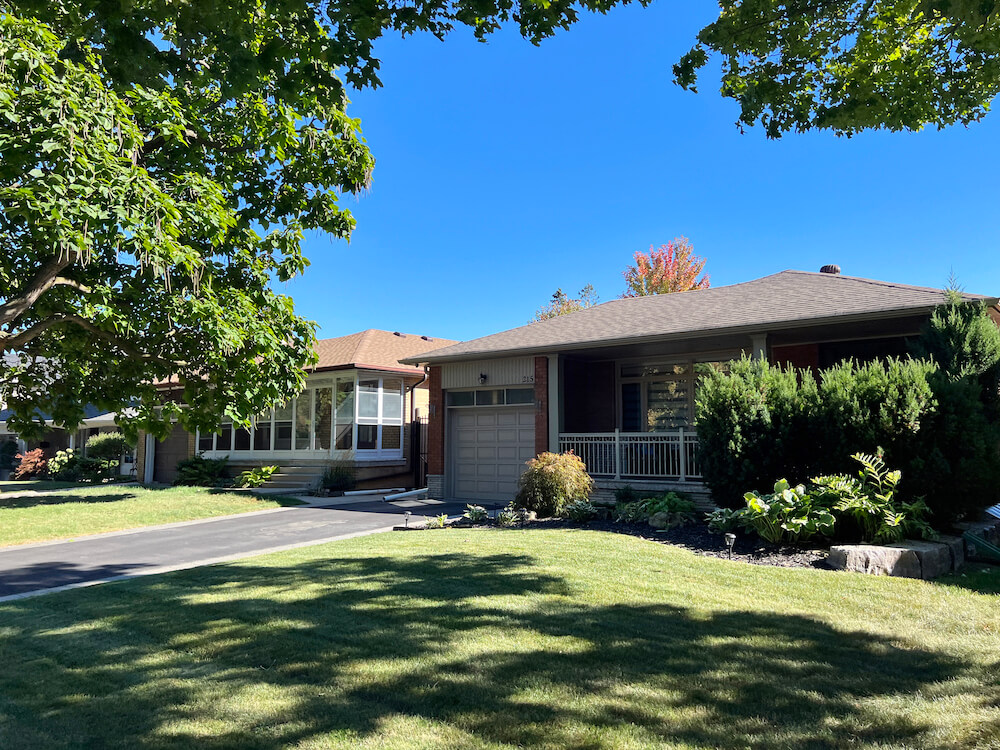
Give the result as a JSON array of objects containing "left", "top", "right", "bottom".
[
  {"left": 427, "top": 366, "right": 444, "bottom": 475},
  {"left": 534, "top": 356, "right": 548, "bottom": 455}
]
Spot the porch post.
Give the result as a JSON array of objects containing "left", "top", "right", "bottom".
[
  {"left": 678, "top": 426, "right": 686, "bottom": 482},
  {"left": 614, "top": 428, "right": 621, "bottom": 480},
  {"left": 547, "top": 354, "right": 559, "bottom": 453},
  {"left": 751, "top": 333, "right": 768, "bottom": 360}
]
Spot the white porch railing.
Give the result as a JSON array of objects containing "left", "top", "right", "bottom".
[{"left": 558, "top": 429, "right": 701, "bottom": 481}]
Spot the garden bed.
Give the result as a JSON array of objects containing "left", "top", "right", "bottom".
[{"left": 450, "top": 516, "right": 830, "bottom": 569}]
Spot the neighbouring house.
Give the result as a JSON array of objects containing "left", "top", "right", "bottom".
[
  {"left": 0, "top": 406, "right": 138, "bottom": 478},
  {"left": 401, "top": 268, "right": 1000, "bottom": 506},
  {"left": 137, "top": 329, "right": 457, "bottom": 488}
]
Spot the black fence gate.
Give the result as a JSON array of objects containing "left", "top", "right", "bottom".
[{"left": 410, "top": 416, "right": 429, "bottom": 488}]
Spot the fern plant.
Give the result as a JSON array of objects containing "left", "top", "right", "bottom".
[{"left": 812, "top": 451, "right": 933, "bottom": 543}]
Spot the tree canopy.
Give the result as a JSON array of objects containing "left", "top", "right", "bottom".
[
  {"left": 674, "top": 0, "right": 1000, "bottom": 137},
  {"left": 621, "top": 239, "right": 710, "bottom": 297},
  {"left": 3, "top": 0, "right": 998, "bottom": 438},
  {"left": 0, "top": 0, "right": 648, "bottom": 439},
  {"left": 531, "top": 285, "right": 600, "bottom": 321}
]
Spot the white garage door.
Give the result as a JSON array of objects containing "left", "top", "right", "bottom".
[{"left": 450, "top": 407, "right": 535, "bottom": 502}]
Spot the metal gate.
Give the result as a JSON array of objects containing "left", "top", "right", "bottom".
[{"left": 410, "top": 416, "right": 429, "bottom": 487}]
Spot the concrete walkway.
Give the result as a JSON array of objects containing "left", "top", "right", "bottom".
[{"left": 0, "top": 496, "right": 467, "bottom": 601}]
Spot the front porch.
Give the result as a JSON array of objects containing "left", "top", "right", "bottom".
[{"left": 558, "top": 429, "right": 701, "bottom": 482}]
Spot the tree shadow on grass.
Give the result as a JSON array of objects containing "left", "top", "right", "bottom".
[
  {"left": 934, "top": 564, "right": 1000, "bottom": 595},
  {"left": 0, "top": 491, "right": 139, "bottom": 511},
  {"left": 0, "top": 551, "right": 991, "bottom": 749}
]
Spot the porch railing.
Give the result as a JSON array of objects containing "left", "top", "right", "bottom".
[{"left": 558, "top": 429, "right": 701, "bottom": 481}]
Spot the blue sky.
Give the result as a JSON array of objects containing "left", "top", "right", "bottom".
[{"left": 279, "top": 0, "right": 1000, "bottom": 343}]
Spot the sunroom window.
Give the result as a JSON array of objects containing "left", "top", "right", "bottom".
[{"left": 197, "top": 374, "right": 406, "bottom": 457}]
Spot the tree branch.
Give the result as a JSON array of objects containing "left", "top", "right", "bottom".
[
  {"left": 0, "top": 254, "right": 75, "bottom": 326},
  {"left": 1, "top": 314, "right": 188, "bottom": 368},
  {"left": 52, "top": 277, "right": 92, "bottom": 294}
]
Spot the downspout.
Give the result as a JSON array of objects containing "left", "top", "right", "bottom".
[{"left": 408, "top": 366, "right": 429, "bottom": 422}]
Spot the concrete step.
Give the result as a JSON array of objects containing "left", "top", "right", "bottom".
[
  {"left": 261, "top": 480, "right": 313, "bottom": 489},
  {"left": 273, "top": 466, "right": 327, "bottom": 476}
]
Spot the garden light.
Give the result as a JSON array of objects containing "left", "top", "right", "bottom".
[
  {"left": 724, "top": 532, "right": 736, "bottom": 560},
  {"left": 404, "top": 511, "right": 412, "bottom": 528}
]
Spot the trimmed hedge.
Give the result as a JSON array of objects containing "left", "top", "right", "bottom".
[{"left": 696, "top": 355, "right": 1000, "bottom": 523}]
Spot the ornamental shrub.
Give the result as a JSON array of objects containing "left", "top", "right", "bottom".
[
  {"left": 697, "top": 352, "right": 999, "bottom": 523},
  {"left": 85, "top": 431, "right": 134, "bottom": 461},
  {"left": 513, "top": 451, "right": 593, "bottom": 518},
  {"left": 695, "top": 357, "right": 819, "bottom": 509},
  {"left": 12, "top": 448, "right": 47, "bottom": 479},
  {"left": 174, "top": 454, "right": 230, "bottom": 486},
  {"left": 322, "top": 460, "right": 357, "bottom": 492},
  {"left": 0, "top": 439, "right": 18, "bottom": 472}
]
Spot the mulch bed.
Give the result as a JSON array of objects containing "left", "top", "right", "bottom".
[{"left": 449, "top": 517, "right": 831, "bottom": 570}]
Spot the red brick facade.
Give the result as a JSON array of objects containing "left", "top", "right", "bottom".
[
  {"left": 534, "top": 356, "right": 548, "bottom": 455},
  {"left": 427, "top": 365, "right": 445, "bottom": 475}
]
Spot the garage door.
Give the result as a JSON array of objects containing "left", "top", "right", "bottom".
[{"left": 450, "top": 407, "right": 535, "bottom": 502}]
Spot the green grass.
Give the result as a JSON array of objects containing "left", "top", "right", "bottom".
[
  {"left": 0, "top": 485, "right": 301, "bottom": 546},
  {"left": 0, "top": 529, "right": 997, "bottom": 749},
  {"left": 0, "top": 479, "right": 103, "bottom": 492}
]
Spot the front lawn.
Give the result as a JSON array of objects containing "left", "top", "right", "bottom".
[
  {"left": 0, "top": 485, "right": 300, "bottom": 547},
  {"left": 0, "top": 529, "right": 996, "bottom": 748},
  {"left": 0, "top": 479, "right": 105, "bottom": 492}
]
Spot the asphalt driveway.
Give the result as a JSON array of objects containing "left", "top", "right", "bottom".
[{"left": 0, "top": 497, "right": 468, "bottom": 600}]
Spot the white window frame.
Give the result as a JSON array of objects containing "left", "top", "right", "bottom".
[{"left": 196, "top": 370, "right": 407, "bottom": 460}]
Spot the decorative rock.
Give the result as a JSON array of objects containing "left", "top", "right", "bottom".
[
  {"left": 648, "top": 511, "right": 671, "bottom": 529},
  {"left": 828, "top": 545, "right": 922, "bottom": 579},
  {"left": 885, "top": 540, "right": 953, "bottom": 580},
  {"left": 935, "top": 535, "right": 965, "bottom": 572}
]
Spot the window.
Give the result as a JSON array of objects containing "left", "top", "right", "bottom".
[
  {"left": 315, "top": 387, "right": 333, "bottom": 450},
  {"left": 253, "top": 409, "right": 272, "bottom": 450},
  {"left": 218, "top": 423, "right": 233, "bottom": 452},
  {"left": 619, "top": 360, "right": 730, "bottom": 431},
  {"left": 295, "top": 393, "right": 313, "bottom": 450},
  {"left": 198, "top": 431, "right": 214, "bottom": 452},
  {"left": 335, "top": 380, "right": 355, "bottom": 450},
  {"left": 355, "top": 376, "right": 403, "bottom": 455},
  {"left": 234, "top": 426, "right": 251, "bottom": 450},
  {"left": 447, "top": 388, "right": 534, "bottom": 407},
  {"left": 274, "top": 402, "right": 293, "bottom": 450}
]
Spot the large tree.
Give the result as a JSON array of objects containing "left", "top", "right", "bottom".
[
  {"left": 674, "top": 0, "right": 1000, "bottom": 137},
  {"left": 0, "top": 0, "right": 646, "bottom": 439},
  {"left": 531, "top": 285, "right": 600, "bottom": 321},
  {"left": 621, "top": 238, "right": 710, "bottom": 297}
]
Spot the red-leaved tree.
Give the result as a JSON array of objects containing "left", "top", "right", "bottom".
[{"left": 621, "top": 238, "right": 710, "bottom": 297}]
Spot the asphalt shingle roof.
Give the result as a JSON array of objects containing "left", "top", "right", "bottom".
[
  {"left": 404, "top": 270, "right": 997, "bottom": 364},
  {"left": 313, "top": 329, "right": 458, "bottom": 373}
]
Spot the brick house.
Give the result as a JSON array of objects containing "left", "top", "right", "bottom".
[
  {"left": 401, "top": 268, "right": 999, "bottom": 505},
  {"left": 137, "top": 329, "right": 456, "bottom": 488}
]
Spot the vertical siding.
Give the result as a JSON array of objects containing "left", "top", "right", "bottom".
[{"left": 441, "top": 357, "right": 535, "bottom": 389}]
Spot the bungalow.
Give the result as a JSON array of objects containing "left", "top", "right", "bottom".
[
  {"left": 137, "top": 329, "right": 456, "bottom": 487},
  {"left": 401, "top": 268, "right": 999, "bottom": 505}
]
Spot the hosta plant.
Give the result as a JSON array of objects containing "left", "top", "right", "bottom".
[
  {"left": 705, "top": 507, "right": 746, "bottom": 534},
  {"left": 563, "top": 499, "right": 599, "bottom": 522},
  {"left": 234, "top": 465, "right": 280, "bottom": 488},
  {"left": 742, "top": 480, "right": 836, "bottom": 545},
  {"left": 463, "top": 504, "right": 489, "bottom": 523}
]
